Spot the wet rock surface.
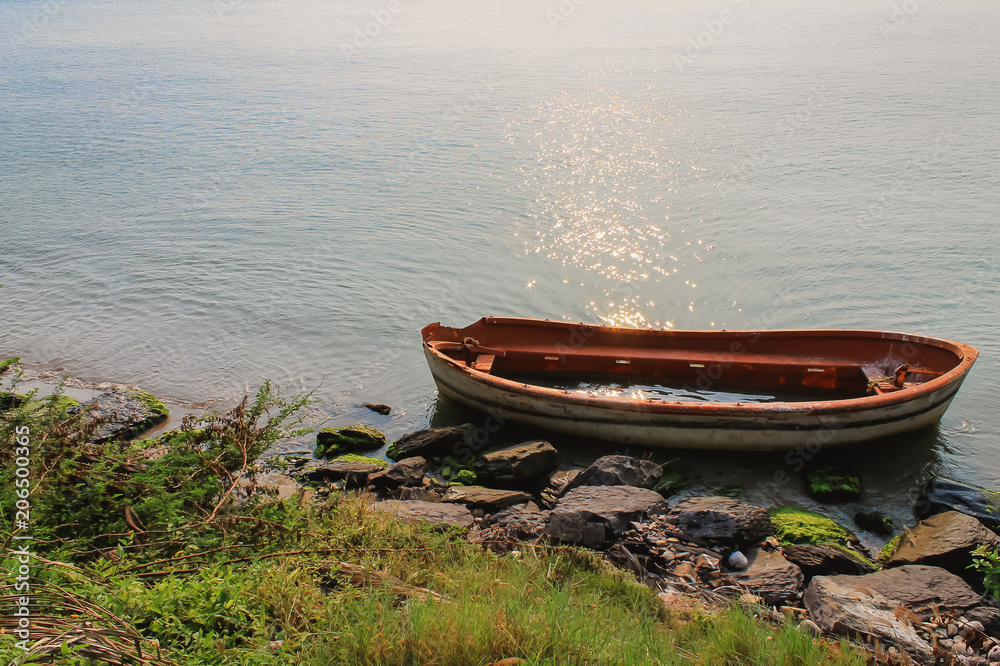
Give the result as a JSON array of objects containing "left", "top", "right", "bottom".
[
  {"left": 386, "top": 424, "right": 475, "bottom": 461},
  {"left": 368, "top": 456, "right": 427, "bottom": 490},
  {"left": 918, "top": 477, "right": 1000, "bottom": 531},
  {"left": 315, "top": 424, "right": 385, "bottom": 458},
  {"left": 473, "top": 440, "right": 558, "bottom": 490},
  {"left": 565, "top": 455, "right": 663, "bottom": 491},
  {"left": 304, "top": 460, "right": 384, "bottom": 487},
  {"left": 889, "top": 510, "right": 1000, "bottom": 578},
  {"left": 664, "top": 496, "right": 774, "bottom": 548},
  {"left": 75, "top": 389, "right": 169, "bottom": 442}
]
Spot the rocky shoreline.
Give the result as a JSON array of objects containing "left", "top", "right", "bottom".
[
  {"left": 280, "top": 422, "right": 1000, "bottom": 665},
  {"left": 3, "top": 365, "right": 999, "bottom": 665}
]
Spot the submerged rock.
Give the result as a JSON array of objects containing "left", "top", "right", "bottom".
[
  {"left": 361, "top": 403, "right": 392, "bottom": 415},
  {"left": 889, "top": 510, "right": 1000, "bottom": 578},
  {"left": 664, "top": 497, "right": 773, "bottom": 548},
  {"left": 386, "top": 424, "right": 475, "bottom": 461},
  {"left": 315, "top": 424, "right": 385, "bottom": 458},
  {"left": 566, "top": 455, "right": 663, "bottom": 491},
  {"left": 854, "top": 510, "right": 894, "bottom": 536},
  {"left": 545, "top": 485, "right": 667, "bottom": 548},
  {"left": 806, "top": 467, "right": 862, "bottom": 503},
  {"left": 918, "top": 477, "right": 1000, "bottom": 531},
  {"left": 76, "top": 389, "right": 168, "bottom": 442},
  {"left": 473, "top": 440, "right": 558, "bottom": 490}
]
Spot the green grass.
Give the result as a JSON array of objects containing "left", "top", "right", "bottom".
[{"left": 0, "top": 380, "right": 868, "bottom": 666}]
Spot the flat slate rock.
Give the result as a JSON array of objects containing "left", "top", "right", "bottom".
[
  {"left": 918, "top": 477, "right": 1000, "bottom": 531},
  {"left": 545, "top": 485, "right": 667, "bottom": 548},
  {"left": 368, "top": 456, "right": 427, "bottom": 490},
  {"left": 76, "top": 389, "right": 168, "bottom": 442},
  {"left": 663, "top": 496, "right": 774, "bottom": 548},
  {"left": 804, "top": 575, "right": 933, "bottom": 661},
  {"left": 387, "top": 424, "right": 475, "bottom": 461},
  {"left": 731, "top": 549, "right": 804, "bottom": 604},
  {"left": 473, "top": 440, "right": 558, "bottom": 489},
  {"left": 782, "top": 544, "right": 875, "bottom": 580},
  {"left": 442, "top": 486, "right": 533, "bottom": 512},
  {"left": 373, "top": 499, "right": 474, "bottom": 528},
  {"left": 566, "top": 455, "right": 663, "bottom": 491},
  {"left": 820, "top": 565, "right": 984, "bottom": 618},
  {"left": 478, "top": 505, "right": 551, "bottom": 542},
  {"left": 304, "top": 461, "right": 383, "bottom": 487},
  {"left": 889, "top": 510, "right": 1000, "bottom": 578}
]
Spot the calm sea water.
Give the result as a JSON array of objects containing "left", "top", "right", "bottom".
[{"left": 2, "top": 0, "right": 998, "bottom": 528}]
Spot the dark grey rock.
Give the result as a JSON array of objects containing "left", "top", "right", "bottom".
[
  {"left": 804, "top": 575, "right": 933, "bottom": 661},
  {"left": 386, "top": 424, "right": 475, "bottom": 461},
  {"left": 663, "top": 496, "right": 774, "bottom": 548},
  {"left": 372, "top": 499, "right": 473, "bottom": 528},
  {"left": 782, "top": 544, "right": 875, "bottom": 581},
  {"left": 480, "top": 505, "right": 551, "bottom": 542},
  {"left": 545, "top": 485, "right": 667, "bottom": 547},
  {"left": 442, "top": 486, "right": 533, "bottom": 512},
  {"left": 918, "top": 478, "right": 1000, "bottom": 532},
  {"left": 304, "top": 460, "right": 383, "bottom": 487},
  {"left": 75, "top": 389, "right": 169, "bottom": 442},
  {"left": 368, "top": 456, "right": 427, "bottom": 490},
  {"left": 889, "top": 511, "right": 1000, "bottom": 579},
  {"left": 473, "top": 440, "right": 558, "bottom": 490},
  {"left": 854, "top": 510, "right": 894, "bottom": 536},
  {"left": 566, "top": 455, "right": 663, "bottom": 491},
  {"left": 731, "top": 549, "right": 804, "bottom": 604}
]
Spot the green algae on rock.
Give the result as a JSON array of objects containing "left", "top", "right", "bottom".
[
  {"left": 806, "top": 467, "right": 862, "bottom": 503},
  {"left": 315, "top": 424, "right": 386, "bottom": 458},
  {"left": 769, "top": 507, "right": 852, "bottom": 546},
  {"left": 654, "top": 468, "right": 688, "bottom": 498},
  {"left": 331, "top": 453, "right": 388, "bottom": 469}
]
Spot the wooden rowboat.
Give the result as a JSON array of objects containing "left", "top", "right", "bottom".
[{"left": 421, "top": 317, "right": 978, "bottom": 451}]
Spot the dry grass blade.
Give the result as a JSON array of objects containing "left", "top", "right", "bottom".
[
  {"left": 0, "top": 582, "right": 173, "bottom": 666},
  {"left": 315, "top": 560, "right": 449, "bottom": 604}
]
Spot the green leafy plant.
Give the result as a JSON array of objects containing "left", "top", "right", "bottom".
[{"left": 969, "top": 544, "right": 1000, "bottom": 598}]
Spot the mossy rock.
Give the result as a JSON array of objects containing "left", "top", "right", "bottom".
[
  {"left": 806, "top": 467, "right": 862, "bottom": 503},
  {"left": 315, "top": 425, "right": 386, "bottom": 458},
  {"left": 331, "top": 454, "right": 388, "bottom": 469},
  {"left": 134, "top": 389, "right": 169, "bottom": 421},
  {"left": 823, "top": 542, "right": 876, "bottom": 570},
  {"left": 877, "top": 534, "right": 903, "bottom": 566},
  {"left": 25, "top": 394, "right": 81, "bottom": 413},
  {"left": 0, "top": 356, "right": 20, "bottom": 374},
  {"left": 711, "top": 484, "right": 742, "bottom": 498},
  {"left": 769, "top": 507, "right": 852, "bottom": 546},
  {"left": 0, "top": 392, "right": 24, "bottom": 411},
  {"left": 653, "top": 468, "right": 688, "bottom": 498}
]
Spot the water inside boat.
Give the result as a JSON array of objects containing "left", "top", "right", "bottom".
[{"left": 498, "top": 372, "right": 863, "bottom": 404}]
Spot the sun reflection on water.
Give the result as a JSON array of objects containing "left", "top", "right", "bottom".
[{"left": 507, "top": 85, "right": 721, "bottom": 328}]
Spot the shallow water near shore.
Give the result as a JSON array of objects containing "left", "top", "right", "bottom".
[{"left": 2, "top": 0, "right": 999, "bottom": 530}]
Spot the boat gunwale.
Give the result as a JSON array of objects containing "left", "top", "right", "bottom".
[{"left": 422, "top": 317, "right": 978, "bottom": 417}]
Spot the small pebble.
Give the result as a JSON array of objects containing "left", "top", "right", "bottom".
[
  {"left": 963, "top": 620, "right": 985, "bottom": 637},
  {"left": 955, "top": 639, "right": 971, "bottom": 657},
  {"left": 694, "top": 553, "right": 720, "bottom": 570},
  {"left": 989, "top": 645, "right": 1000, "bottom": 663},
  {"left": 941, "top": 639, "right": 955, "bottom": 650},
  {"left": 949, "top": 623, "right": 959, "bottom": 637},
  {"left": 728, "top": 550, "right": 749, "bottom": 570}
]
